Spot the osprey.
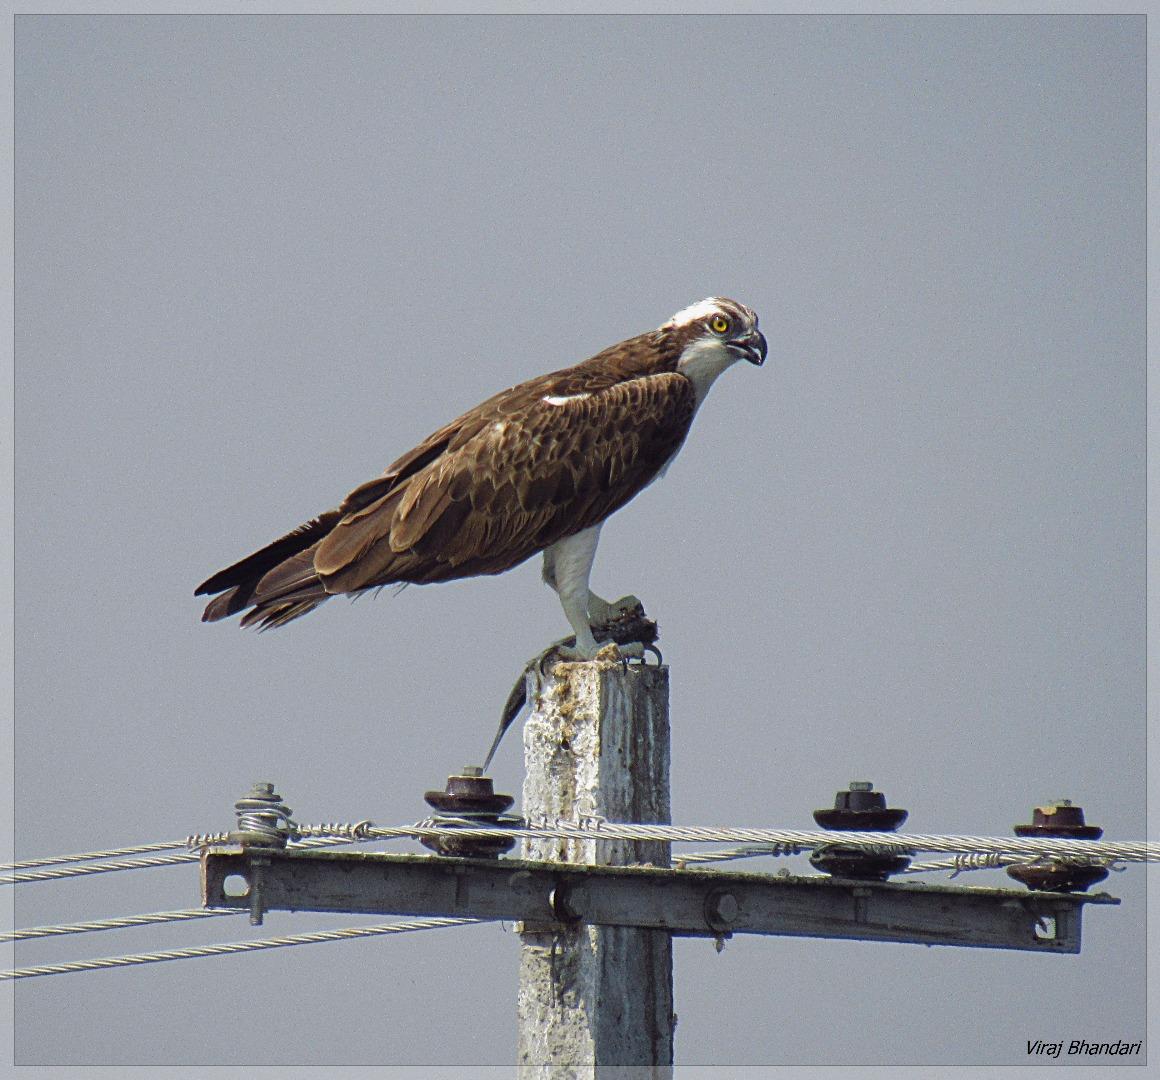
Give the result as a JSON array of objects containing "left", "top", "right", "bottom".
[{"left": 197, "top": 297, "right": 766, "bottom": 658}]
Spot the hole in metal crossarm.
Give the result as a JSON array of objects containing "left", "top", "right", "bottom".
[
  {"left": 223, "top": 872, "right": 250, "bottom": 898},
  {"left": 1034, "top": 915, "right": 1057, "bottom": 941}
]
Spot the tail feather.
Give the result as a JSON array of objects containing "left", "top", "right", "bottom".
[
  {"left": 196, "top": 512, "right": 341, "bottom": 597},
  {"left": 239, "top": 590, "right": 330, "bottom": 630},
  {"left": 198, "top": 513, "right": 342, "bottom": 626},
  {"left": 201, "top": 584, "right": 256, "bottom": 623}
]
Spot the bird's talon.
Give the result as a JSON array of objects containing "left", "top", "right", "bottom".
[
  {"left": 613, "top": 641, "right": 645, "bottom": 662},
  {"left": 536, "top": 637, "right": 581, "bottom": 674}
]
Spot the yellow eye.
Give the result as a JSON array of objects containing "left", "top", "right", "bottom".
[{"left": 710, "top": 315, "right": 730, "bottom": 334}]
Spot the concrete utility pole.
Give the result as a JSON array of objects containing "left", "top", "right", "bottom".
[{"left": 517, "top": 654, "right": 673, "bottom": 1075}]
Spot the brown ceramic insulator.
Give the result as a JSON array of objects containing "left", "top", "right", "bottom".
[
  {"left": 422, "top": 768, "right": 517, "bottom": 859},
  {"left": 810, "top": 782, "right": 911, "bottom": 880},
  {"left": 1013, "top": 801, "right": 1103, "bottom": 840},
  {"left": 813, "top": 781, "right": 909, "bottom": 832},
  {"left": 424, "top": 770, "right": 515, "bottom": 816},
  {"left": 1006, "top": 861, "right": 1110, "bottom": 893}
]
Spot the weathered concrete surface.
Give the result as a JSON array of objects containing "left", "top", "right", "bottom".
[{"left": 517, "top": 655, "right": 673, "bottom": 1078}]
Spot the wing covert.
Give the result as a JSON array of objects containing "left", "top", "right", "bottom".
[{"left": 314, "top": 372, "right": 696, "bottom": 591}]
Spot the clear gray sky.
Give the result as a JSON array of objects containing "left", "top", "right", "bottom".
[{"left": 11, "top": 11, "right": 1147, "bottom": 1074}]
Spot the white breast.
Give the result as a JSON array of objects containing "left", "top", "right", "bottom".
[{"left": 675, "top": 338, "right": 740, "bottom": 409}]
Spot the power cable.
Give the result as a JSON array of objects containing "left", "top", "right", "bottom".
[{"left": 2, "top": 916, "right": 483, "bottom": 980}]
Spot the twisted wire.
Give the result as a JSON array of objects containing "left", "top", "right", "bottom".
[
  {"left": 1, "top": 916, "right": 482, "bottom": 980},
  {"left": 2, "top": 851, "right": 202, "bottom": 884},
  {"left": 232, "top": 793, "right": 294, "bottom": 844},
  {"left": 904, "top": 853, "right": 1024, "bottom": 876},
  {"left": 674, "top": 843, "right": 804, "bottom": 868},
  {"left": 345, "top": 820, "right": 1158, "bottom": 863},
  {"left": 676, "top": 848, "right": 1122, "bottom": 877},
  {"left": 2, "top": 908, "right": 241, "bottom": 941},
  {"left": 903, "top": 852, "right": 1125, "bottom": 878},
  {"left": 185, "top": 832, "right": 231, "bottom": 848},
  {"left": 294, "top": 820, "right": 376, "bottom": 842},
  {"left": 0, "top": 825, "right": 365, "bottom": 877},
  {"left": 7, "top": 818, "right": 1153, "bottom": 887},
  {"left": 1, "top": 835, "right": 355, "bottom": 885},
  {"left": 1, "top": 839, "right": 191, "bottom": 872}
]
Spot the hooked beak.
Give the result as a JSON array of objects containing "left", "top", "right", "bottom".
[{"left": 729, "top": 328, "right": 767, "bottom": 367}]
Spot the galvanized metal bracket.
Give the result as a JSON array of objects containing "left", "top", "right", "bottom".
[{"left": 201, "top": 848, "right": 1117, "bottom": 954}]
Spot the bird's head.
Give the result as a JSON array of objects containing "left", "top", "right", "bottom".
[
  {"left": 660, "top": 297, "right": 766, "bottom": 401},
  {"left": 663, "top": 297, "right": 766, "bottom": 366}
]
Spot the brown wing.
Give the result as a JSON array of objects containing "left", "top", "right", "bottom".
[
  {"left": 313, "top": 371, "right": 696, "bottom": 592},
  {"left": 194, "top": 404, "right": 491, "bottom": 623}
]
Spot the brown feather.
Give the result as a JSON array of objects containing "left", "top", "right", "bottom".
[
  {"left": 311, "top": 488, "right": 403, "bottom": 577},
  {"left": 195, "top": 512, "right": 340, "bottom": 597}
]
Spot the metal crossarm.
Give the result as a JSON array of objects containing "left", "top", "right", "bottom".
[{"left": 201, "top": 848, "right": 1117, "bottom": 954}]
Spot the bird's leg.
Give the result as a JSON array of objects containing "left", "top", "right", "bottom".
[
  {"left": 544, "top": 541, "right": 637, "bottom": 642},
  {"left": 539, "top": 529, "right": 659, "bottom": 663},
  {"left": 557, "top": 583, "right": 602, "bottom": 659},
  {"left": 540, "top": 527, "right": 608, "bottom": 661}
]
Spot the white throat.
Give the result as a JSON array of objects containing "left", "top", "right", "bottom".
[{"left": 676, "top": 338, "right": 739, "bottom": 409}]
